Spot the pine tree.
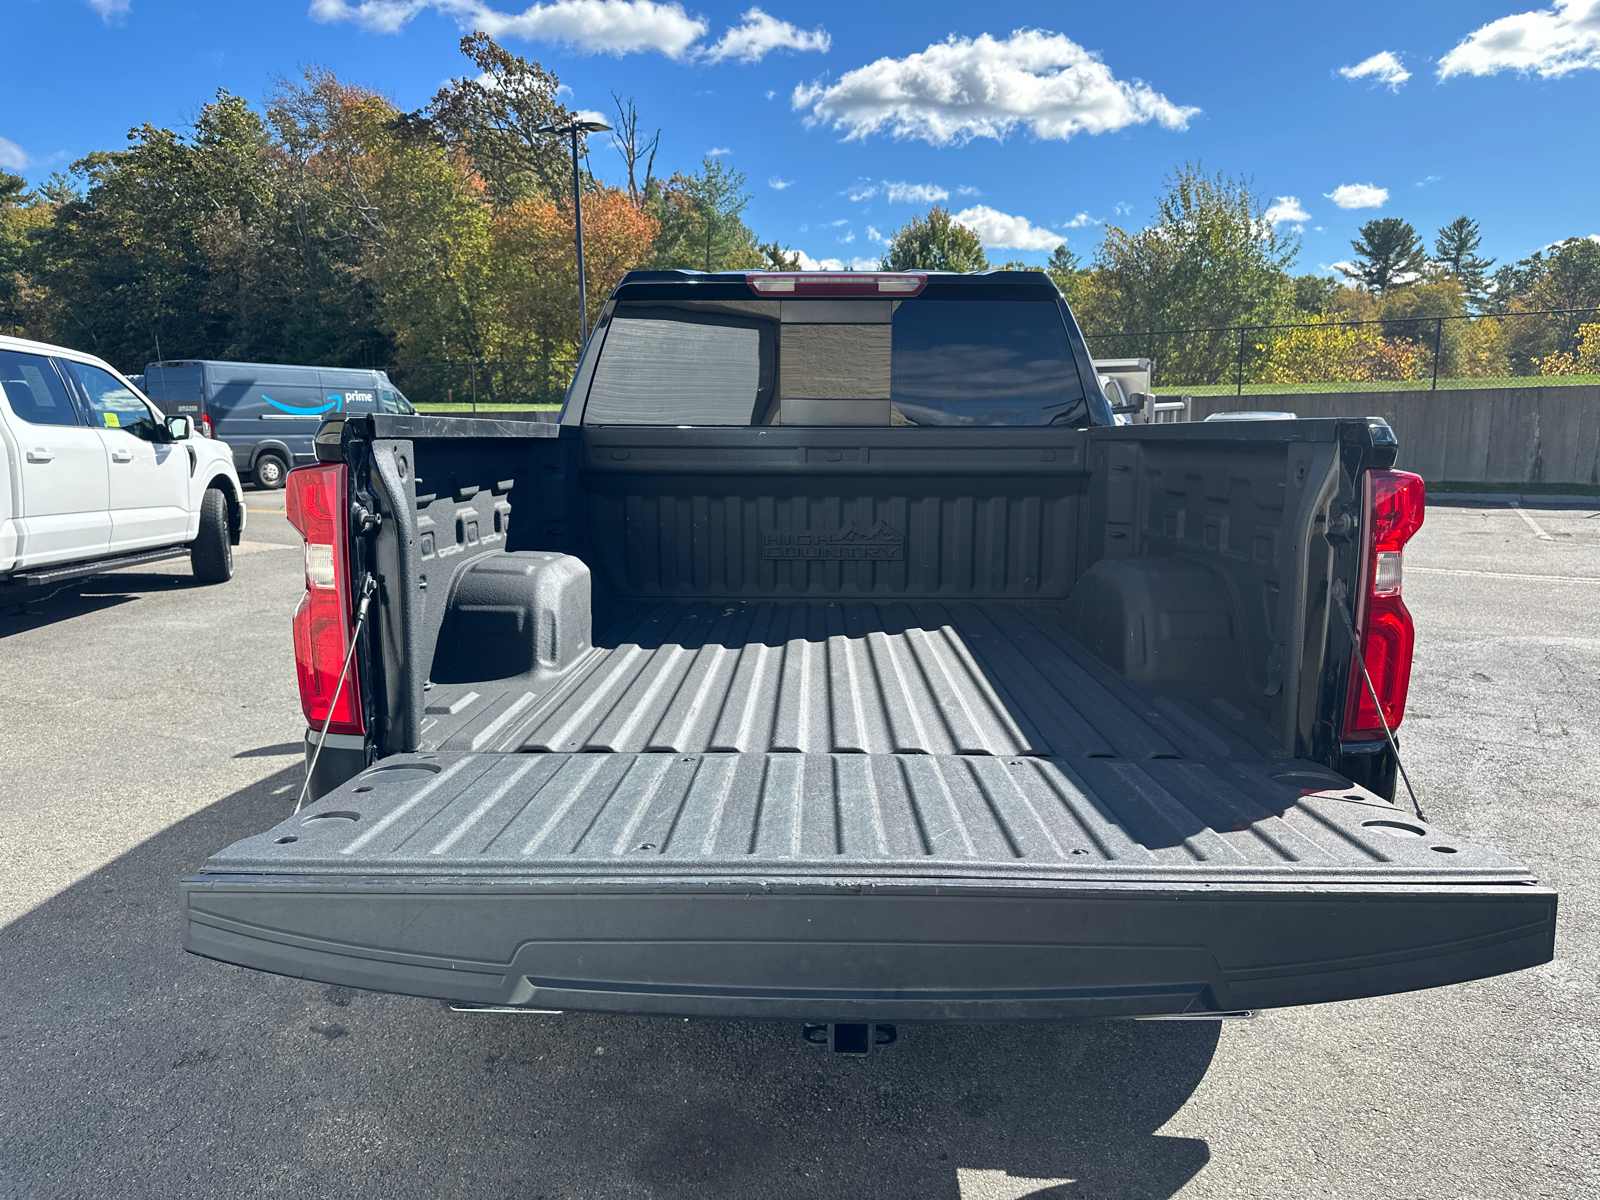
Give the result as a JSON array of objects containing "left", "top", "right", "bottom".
[
  {"left": 1045, "top": 243, "right": 1081, "bottom": 301},
  {"left": 1433, "top": 216, "right": 1495, "bottom": 302},
  {"left": 1341, "top": 218, "right": 1427, "bottom": 293}
]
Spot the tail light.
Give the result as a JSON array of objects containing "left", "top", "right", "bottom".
[
  {"left": 746, "top": 272, "right": 927, "bottom": 296},
  {"left": 286, "top": 463, "right": 364, "bottom": 735},
  {"left": 200, "top": 412, "right": 215, "bottom": 438},
  {"left": 1342, "top": 469, "right": 1426, "bottom": 741}
]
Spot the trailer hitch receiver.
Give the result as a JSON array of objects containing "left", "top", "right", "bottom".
[{"left": 803, "top": 1023, "right": 897, "bottom": 1055}]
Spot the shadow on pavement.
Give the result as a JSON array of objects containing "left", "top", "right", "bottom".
[
  {"left": 0, "top": 766, "right": 1216, "bottom": 1200},
  {"left": 233, "top": 743, "right": 303, "bottom": 758},
  {"left": 0, "top": 571, "right": 202, "bottom": 635}
]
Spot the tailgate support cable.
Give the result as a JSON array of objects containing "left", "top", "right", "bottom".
[
  {"left": 1334, "top": 586, "right": 1426, "bottom": 823},
  {"left": 295, "top": 572, "right": 376, "bottom": 815}
]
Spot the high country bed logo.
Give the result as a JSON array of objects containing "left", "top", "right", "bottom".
[{"left": 761, "top": 521, "right": 904, "bottom": 561}]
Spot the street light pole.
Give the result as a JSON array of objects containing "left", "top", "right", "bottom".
[
  {"left": 538, "top": 114, "right": 612, "bottom": 351},
  {"left": 570, "top": 128, "right": 587, "bottom": 349}
]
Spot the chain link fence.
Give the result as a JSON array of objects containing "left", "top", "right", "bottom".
[
  {"left": 373, "top": 309, "right": 1600, "bottom": 412},
  {"left": 1085, "top": 307, "right": 1600, "bottom": 396},
  {"left": 381, "top": 358, "right": 577, "bottom": 412}
]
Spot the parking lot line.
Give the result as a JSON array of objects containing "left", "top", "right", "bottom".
[
  {"left": 1510, "top": 504, "right": 1556, "bottom": 541},
  {"left": 1410, "top": 566, "right": 1597, "bottom": 583}
]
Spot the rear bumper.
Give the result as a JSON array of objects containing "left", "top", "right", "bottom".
[{"left": 180, "top": 874, "right": 1556, "bottom": 1021}]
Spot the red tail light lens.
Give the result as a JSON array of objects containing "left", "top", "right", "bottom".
[
  {"left": 200, "top": 413, "right": 214, "bottom": 438},
  {"left": 1342, "top": 469, "right": 1426, "bottom": 740},
  {"left": 286, "top": 463, "right": 364, "bottom": 736}
]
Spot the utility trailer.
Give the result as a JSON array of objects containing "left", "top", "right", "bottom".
[{"left": 181, "top": 270, "right": 1555, "bottom": 1030}]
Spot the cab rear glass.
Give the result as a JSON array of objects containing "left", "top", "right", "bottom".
[{"left": 581, "top": 294, "right": 1085, "bottom": 427}]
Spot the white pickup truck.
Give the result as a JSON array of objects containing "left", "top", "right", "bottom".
[{"left": 0, "top": 335, "right": 244, "bottom": 598}]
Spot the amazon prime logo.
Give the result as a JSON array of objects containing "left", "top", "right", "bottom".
[{"left": 761, "top": 521, "right": 904, "bottom": 561}]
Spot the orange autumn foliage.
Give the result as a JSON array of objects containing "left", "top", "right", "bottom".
[{"left": 491, "top": 187, "right": 658, "bottom": 351}]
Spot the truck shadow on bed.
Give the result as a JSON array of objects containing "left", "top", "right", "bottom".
[{"left": 1, "top": 766, "right": 1216, "bottom": 1200}]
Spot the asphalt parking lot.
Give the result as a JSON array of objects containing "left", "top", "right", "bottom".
[{"left": 2, "top": 492, "right": 1597, "bottom": 1200}]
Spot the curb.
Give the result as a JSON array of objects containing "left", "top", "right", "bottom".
[{"left": 1429, "top": 492, "right": 1600, "bottom": 508}]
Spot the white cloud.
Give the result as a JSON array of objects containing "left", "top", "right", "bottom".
[
  {"left": 867, "top": 225, "right": 887, "bottom": 244},
  {"left": 1264, "top": 195, "right": 1310, "bottom": 225},
  {"left": 794, "top": 251, "right": 879, "bottom": 271},
  {"left": 839, "top": 230, "right": 856, "bottom": 243},
  {"left": 768, "top": 175, "right": 792, "bottom": 190},
  {"left": 706, "top": 146, "right": 732, "bottom": 156},
  {"left": 1415, "top": 174, "right": 1442, "bottom": 187},
  {"left": 884, "top": 181, "right": 948, "bottom": 203},
  {"left": 1065, "top": 211, "right": 1099, "bottom": 227},
  {"left": 792, "top": 28, "right": 1199, "bottom": 145},
  {"left": 1325, "top": 183, "right": 1389, "bottom": 209},
  {"left": 0, "top": 136, "right": 28, "bottom": 171},
  {"left": 309, "top": 1, "right": 690, "bottom": 58},
  {"left": 956, "top": 185, "right": 982, "bottom": 196},
  {"left": 765, "top": 89, "right": 776, "bottom": 100},
  {"left": 826, "top": 218, "right": 850, "bottom": 227},
  {"left": 311, "top": 0, "right": 826, "bottom": 61},
  {"left": 702, "top": 6, "right": 828, "bottom": 62},
  {"left": 843, "top": 179, "right": 949, "bottom": 204},
  {"left": 952, "top": 204, "right": 1066, "bottom": 250},
  {"left": 1440, "top": 0, "right": 1600, "bottom": 78},
  {"left": 1338, "top": 51, "right": 1411, "bottom": 90},
  {"left": 88, "top": 0, "right": 132, "bottom": 17}
]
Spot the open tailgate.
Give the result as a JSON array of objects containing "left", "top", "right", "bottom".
[{"left": 181, "top": 751, "right": 1555, "bottom": 1020}]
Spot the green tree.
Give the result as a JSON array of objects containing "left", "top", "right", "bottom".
[
  {"left": 1341, "top": 218, "right": 1427, "bottom": 293},
  {"left": 0, "top": 171, "right": 53, "bottom": 336},
  {"left": 1494, "top": 237, "right": 1600, "bottom": 372},
  {"left": 37, "top": 96, "right": 280, "bottom": 365},
  {"left": 1043, "top": 243, "right": 1082, "bottom": 302},
  {"left": 426, "top": 33, "right": 575, "bottom": 208},
  {"left": 879, "top": 206, "right": 989, "bottom": 272},
  {"left": 759, "top": 241, "right": 802, "bottom": 270},
  {"left": 646, "top": 159, "right": 763, "bottom": 273},
  {"left": 38, "top": 174, "right": 80, "bottom": 205},
  {"left": 1083, "top": 165, "right": 1296, "bottom": 384},
  {"left": 1433, "top": 216, "right": 1494, "bottom": 303},
  {"left": 1293, "top": 273, "right": 1340, "bottom": 315}
]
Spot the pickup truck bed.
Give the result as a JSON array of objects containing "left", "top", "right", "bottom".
[
  {"left": 418, "top": 598, "right": 1273, "bottom": 759},
  {"left": 186, "top": 596, "right": 1552, "bottom": 1020},
  {"left": 181, "top": 272, "right": 1556, "bottom": 1022}
]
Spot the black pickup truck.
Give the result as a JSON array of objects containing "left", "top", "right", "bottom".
[{"left": 181, "top": 270, "right": 1556, "bottom": 1026}]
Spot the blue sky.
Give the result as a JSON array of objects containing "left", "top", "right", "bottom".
[{"left": 4, "top": 0, "right": 1599, "bottom": 276}]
